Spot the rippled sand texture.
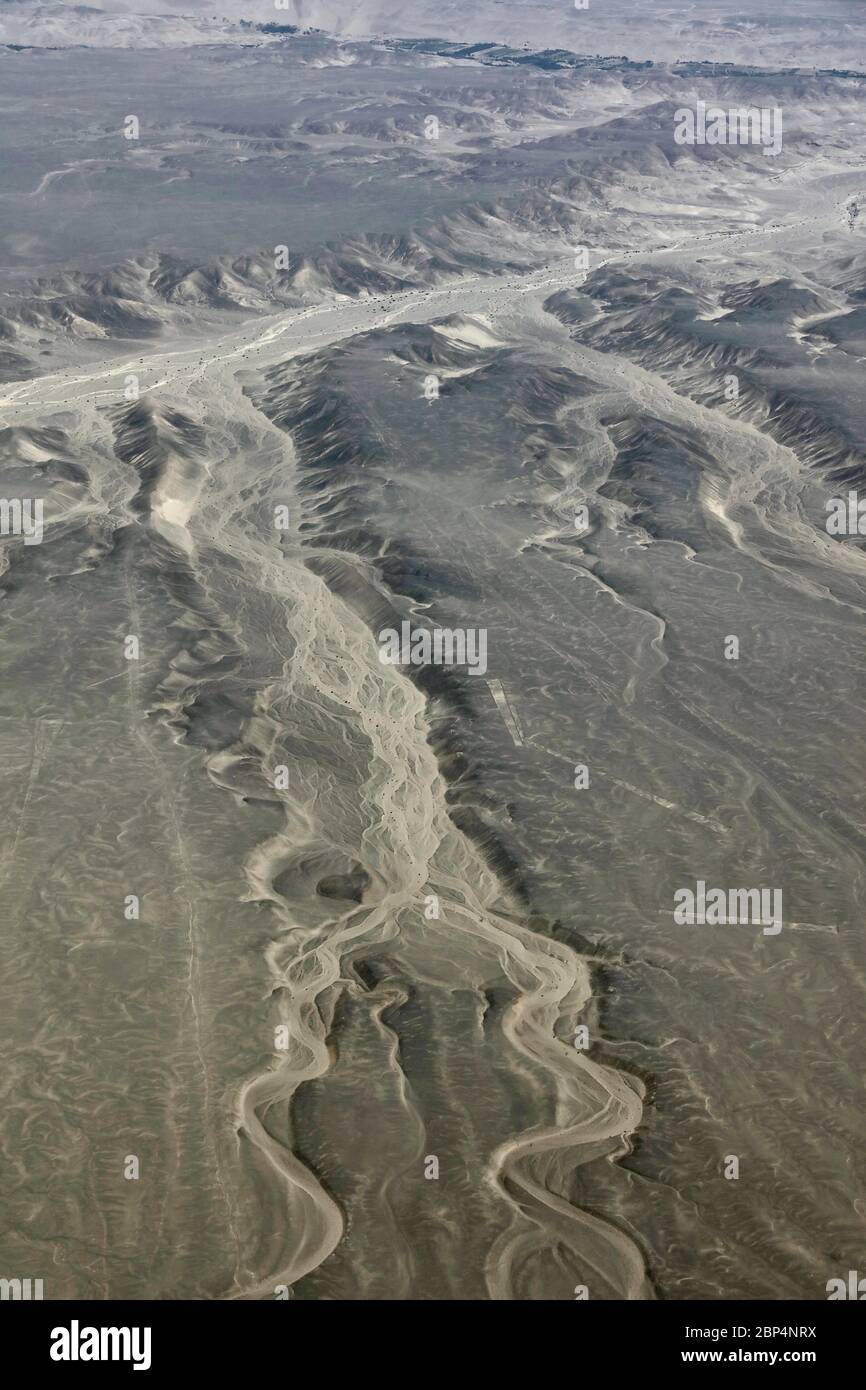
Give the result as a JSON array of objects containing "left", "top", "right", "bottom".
[{"left": 1, "top": 28, "right": 866, "bottom": 1301}]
